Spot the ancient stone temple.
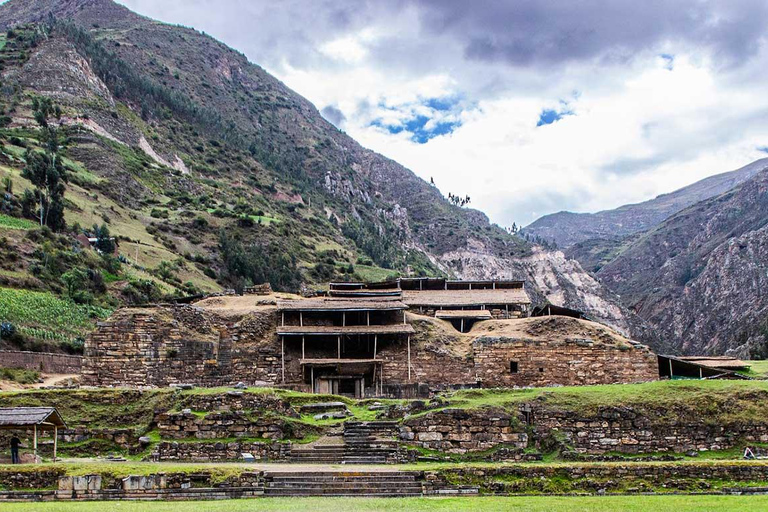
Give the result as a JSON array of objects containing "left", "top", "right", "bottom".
[
  {"left": 277, "top": 297, "right": 415, "bottom": 398},
  {"left": 81, "top": 278, "right": 657, "bottom": 394}
]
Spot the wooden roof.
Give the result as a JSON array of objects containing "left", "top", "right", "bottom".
[
  {"left": 402, "top": 288, "right": 531, "bottom": 307},
  {"left": 0, "top": 407, "right": 66, "bottom": 429},
  {"left": 278, "top": 324, "right": 415, "bottom": 336},
  {"left": 277, "top": 298, "right": 408, "bottom": 312},
  {"left": 435, "top": 309, "right": 493, "bottom": 320},
  {"left": 677, "top": 356, "right": 750, "bottom": 370},
  {"left": 300, "top": 358, "right": 380, "bottom": 365}
]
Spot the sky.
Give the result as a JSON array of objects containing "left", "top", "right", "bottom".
[{"left": 118, "top": 0, "right": 768, "bottom": 227}]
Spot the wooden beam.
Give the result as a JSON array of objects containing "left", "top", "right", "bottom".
[{"left": 407, "top": 335, "right": 411, "bottom": 382}]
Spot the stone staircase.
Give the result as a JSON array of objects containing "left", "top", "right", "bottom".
[
  {"left": 289, "top": 421, "right": 400, "bottom": 464},
  {"left": 262, "top": 471, "right": 423, "bottom": 497}
]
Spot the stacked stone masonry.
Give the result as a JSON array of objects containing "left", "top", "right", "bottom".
[
  {"left": 0, "top": 350, "right": 82, "bottom": 374},
  {"left": 82, "top": 305, "right": 656, "bottom": 391}
]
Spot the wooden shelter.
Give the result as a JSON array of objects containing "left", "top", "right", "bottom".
[
  {"left": 0, "top": 407, "right": 67, "bottom": 462},
  {"left": 277, "top": 297, "right": 415, "bottom": 397},
  {"left": 399, "top": 278, "right": 531, "bottom": 323},
  {"left": 657, "top": 355, "right": 750, "bottom": 380},
  {"left": 531, "top": 304, "right": 588, "bottom": 320}
]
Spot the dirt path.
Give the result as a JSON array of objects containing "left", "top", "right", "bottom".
[{"left": 0, "top": 373, "right": 78, "bottom": 391}]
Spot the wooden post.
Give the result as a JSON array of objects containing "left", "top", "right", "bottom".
[
  {"left": 311, "top": 366, "right": 314, "bottom": 393},
  {"left": 281, "top": 336, "right": 285, "bottom": 383},
  {"left": 367, "top": 311, "right": 370, "bottom": 326},
  {"left": 669, "top": 359, "right": 673, "bottom": 379},
  {"left": 407, "top": 335, "right": 411, "bottom": 382},
  {"left": 33, "top": 425, "right": 37, "bottom": 461},
  {"left": 302, "top": 336, "right": 305, "bottom": 360},
  {"left": 281, "top": 312, "right": 284, "bottom": 327},
  {"left": 53, "top": 426, "right": 57, "bottom": 463},
  {"left": 699, "top": 367, "right": 703, "bottom": 379},
  {"left": 300, "top": 311, "right": 303, "bottom": 327},
  {"left": 343, "top": 312, "right": 346, "bottom": 327},
  {"left": 373, "top": 335, "right": 377, "bottom": 359},
  {"left": 461, "top": 318, "right": 464, "bottom": 333},
  {"left": 338, "top": 336, "right": 341, "bottom": 359}
]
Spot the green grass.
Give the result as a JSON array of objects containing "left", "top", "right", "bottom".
[
  {"left": 0, "top": 287, "right": 113, "bottom": 341},
  {"left": 0, "top": 213, "right": 37, "bottom": 230},
  {"left": 0, "top": 367, "right": 40, "bottom": 384},
  {"left": 432, "top": 380, "right": 768, "bottom": 424},
  {"left": 1, "top": 495, "right": 767, "bottom": 511},
  {"left": 742, "top": 360, "right": 768, "bottom": 378},
  {"left": 353, "top": 264, "right": 398, "bottom": 283}
]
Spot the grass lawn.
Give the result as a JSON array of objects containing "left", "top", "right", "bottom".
[{"left": 2, "top": 495, "right": 768, "bottom": 512}]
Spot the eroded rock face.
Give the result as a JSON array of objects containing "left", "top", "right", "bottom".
[
  {"left": 437, "top": 245, "right": 649, "bottom": 339},
  {"left": 598, "top": 168, "right": 768, "bottom": 356}
]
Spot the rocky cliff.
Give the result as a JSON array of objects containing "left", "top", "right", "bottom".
[{"left": 597, "top": 168, "right": 768, "bottom": 356}]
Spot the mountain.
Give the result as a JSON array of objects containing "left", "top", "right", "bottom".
[
  {"left": 522, "top": 158, "right": 768, "bottom": 248},
  {"left": 595, "top": 167, "right": 768, "bottom": 357},
  {"left": 0, "top": 0, "right": 646, "bottom": 351}
]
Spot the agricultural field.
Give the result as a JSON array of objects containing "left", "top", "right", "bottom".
[
  {"left": 2, "top": 495, "right": 767, "bottom": 512},
  {"left": 0, "top": 287, "right": 113, "bottom": 346},
  {"left": 0, "top": 213, "right": 37, "bottom": 230}
]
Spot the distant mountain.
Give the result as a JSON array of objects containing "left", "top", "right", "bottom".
[
  {"left": 0, "top": 0, "right": 647, "bottom": 350},
  {"left": 596, "top": 166, "right": 768, "bottom": 357},
  {"left": 522, "top": 158, "right": 768, "bottom": 248}
]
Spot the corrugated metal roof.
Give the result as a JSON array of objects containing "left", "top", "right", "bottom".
[
  {"left": 0, "top": 407, "right": 66, "bottom": 428},
  {"left": 277, "top": 298, "right": 408, "bottom": 311},
  {"left": 435, "top": 310, "right": 493, "bottom": 319},
  {"left": 403, "top": 288, "right": 531, "bottom": 307},
  {"left": 278, "top": 324, "right": 414, "bottom": 335}
]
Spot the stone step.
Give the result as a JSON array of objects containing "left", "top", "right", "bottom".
[
  {"left": 263, "top": 490, "right": 423, "bottom": 497},
  {"left": 266, "top": 471, "right": 415, "bottom": 478}
]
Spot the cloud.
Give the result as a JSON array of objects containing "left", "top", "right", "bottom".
[
  {"left": 320, "top": 105, "right": 346, "bottom": 128},
  {"left": 118, "top": 0, "right": 768, "bottom": 227}
]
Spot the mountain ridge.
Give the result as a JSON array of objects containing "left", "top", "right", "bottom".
[
  {"left": 0, "top": 0, "right": 651, "bottom": 350},
  {"left": 522, "top": 158, "right": 768, "bottom": 248}
]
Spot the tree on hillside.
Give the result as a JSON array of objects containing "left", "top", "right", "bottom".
[
  {"left": 447, "top": 192, "right": 471, "bottom": 207},
  {"left": 22, "top": 99, "right": 67, "bottom": 231},
  {"left": 92, "top": 223, "right": 115, "bottom": 254}
]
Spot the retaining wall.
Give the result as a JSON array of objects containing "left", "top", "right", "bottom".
[{"left": 0, "top": 350, "right": 82, "bottom": 374}]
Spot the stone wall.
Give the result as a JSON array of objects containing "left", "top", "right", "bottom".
[
  {"left": 156, "top": 411, "right": 288, "bottom": 440},
  {"left": 423, "top": 462, "right": 768, "bottom": 495},
  {"left": 0, "top": 350, "right": 82, "bottom": 374},
  {"left": 530, "top": 405, "right": 768, "bottom": 455},
  {"left": 153, "top": 440, "right": 291, "bottom": 462},
  {"left": 401, "top": 408, "right": 527, "bottom": 454},
  {"left": 473, "top": 337, "right": 657, "bottom": 387},
  {"left": 82, "top": 306, "right": 281, "bottom": 387}
]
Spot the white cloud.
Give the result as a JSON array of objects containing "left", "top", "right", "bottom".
[{"left": 119, "top": 0, "right": 768, "bottom": 227}]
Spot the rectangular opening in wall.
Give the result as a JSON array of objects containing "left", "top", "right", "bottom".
[
  {"left": 538, "top": 367, "right": 544, "bottom": 373},
  {"left": 510, "top": 361, "right": 518, "bottom": 373}
]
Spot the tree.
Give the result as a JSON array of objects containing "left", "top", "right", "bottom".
[
  {"left": 92, "top": 223, "right": 115, "bottom": 254},
  {"left": 22, "top": 102, "right": 68, "bottom": 231}
]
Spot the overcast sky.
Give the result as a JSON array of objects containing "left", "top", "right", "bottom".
[{"left": 119, "top": 0, "right": 768, "bottom": 227}]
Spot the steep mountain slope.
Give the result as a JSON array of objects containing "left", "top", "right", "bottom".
[
  {"left": 596, "top": 168, "right": 768, "bottom": 356},
  {"left": 522, "top": 158, "right": 768, "bottom": 248},
  {"left": 0, "top": 0, "right": 647, "bottom": 350}
]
